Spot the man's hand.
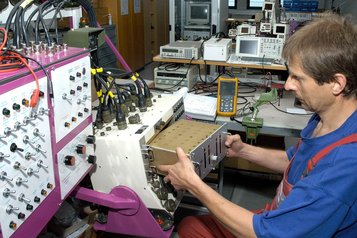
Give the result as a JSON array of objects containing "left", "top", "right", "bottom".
[
  {"left": 225, "top": 134, "right": 245, "bottom": 158},
  {"left": 156, "top": 147, "right": 201, "bottom": 191}
]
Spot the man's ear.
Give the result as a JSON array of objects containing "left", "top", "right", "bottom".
[{"left": 331, "top": 73, "right": 347, "bottom": 95}]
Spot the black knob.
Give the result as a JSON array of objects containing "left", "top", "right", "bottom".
[
  {"left": 18, "top": 212, "right": 25, "bottom": 219},
  {"left": 12, "top": 103, "right": 21, "bottom": 110},
  {"left": 26, "top": 204, "right": 33, "bottom": 211},
  {"left": 83, "top": 82, "right": 88, "bottom": 87},
  {"left": 10, "top": 143, "right": 24, "bottom": 152},
  {"left": 76, "top": 145, "right": 86, "bottom": 154},
  {"left": 86, "top": 135, "right": 95, "bottom": 144},
  {"left": 78, "top": 112, "right": 83, "bottom": 117},
  {"left": 2, "top": 108, "right": 10, "bottom": 116},
  {"left": 70, "top": 89, "right": 75, "bottom": 95},
  {"left": 64, "top": 155, "right": 75, "bottom": 166},
  {"left": 87, "top": 155, "right": 96, "bottom": 164},
  {"left": 34, "top": 196, "right": 40, "bottom": 203},
  {"left": 69, "top": 75, "right": 75, "bottom": 81}
]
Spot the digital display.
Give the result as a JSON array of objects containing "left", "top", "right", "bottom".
[
  {"left": 220, "top": 81, "right": 236, "bottom": 96},
  {"left": 276, "top": 26, "right": 285, "bottom": 34},
  {"left": 162, "top": 48, "right": 179, "bottom": 53},
  {"left": 239, "top": 40, "right": 259, "bottom": 55},
  {"left": 241, "top": 27, "right": 249, "bottom": 34},
  {"left": 191, "top": 6, "right": 209, "bottom": 20}
]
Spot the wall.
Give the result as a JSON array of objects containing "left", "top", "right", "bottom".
[{"left": 323, "top": 0, "right": 357, "bottom": 22}]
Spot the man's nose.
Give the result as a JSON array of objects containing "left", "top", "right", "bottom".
[{"left": 284, "top": 77, "right": 295, "bottom": 91}]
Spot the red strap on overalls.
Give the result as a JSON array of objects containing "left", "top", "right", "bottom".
[
  {"left": 305, "top": 133, "right": 357, "bottom": 174},
  {"left": 263, "top": 133, "right": 357, "bottom": 212}
]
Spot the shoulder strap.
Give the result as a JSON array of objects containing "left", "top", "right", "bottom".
[{"left": 303, "top": 133, "right": 357, "bottom": 176}]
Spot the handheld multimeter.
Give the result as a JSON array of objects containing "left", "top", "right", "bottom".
[{"left": 217, "top": 77, "right": 239, "bottom": 116}]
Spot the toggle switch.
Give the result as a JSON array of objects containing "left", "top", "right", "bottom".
[
  {"left": 3, "top": 188, "right": 16, "bottom": 197},
  {"left": 16, "top": 177, "right": 28, "bottom": 186},
  {"left": 6, "top": 205, "right": 19, "bottom": 214},
  {"left": 27, "top": 167, "right": 39, "bottom": 176},
  {"left": 35, "top": 144, "right": 47, "bottom": 153},
  {"left": 83, "top": 95, "right": 91, "bottom": 101},
  {"left": 23, "top": 135, "right": 33, "bottom": 144},
  {"left": 0, "top": 152, "right": 10, "bottom": 160},
  {"left": 3, "top": 127, "right": 12, "bottom": 137},
  {"left": 13, "top": 162, "right": 26, "bottom": 171},
  {"left": 37, "top": 160, "right": 48, "bottom": 168},
  {"left": 25, "top": 152, "right": 35, "bottom": 160},
  {"left": 10, "top": 143, "right": 24, "bottom": 153},
  {"left": 18, "top": 193, "right": 31, "bottom": 203},
  {"left": 22, "top": 116, "right": 36, "bottom": 126},
  {"left": 38, "top": 107, "right": 50, "bottom": 115},
  {"left": 0, "top": 171, "right": 13, "bottom": 181},
  {"left": 33, "top": 128, "right": 45, "bottom": 137},
  {"left": 62, "top": 93, "right": 72, "bottom": 101},
  {"left": 13, "top": 121, "right": 21, "bottom": 131}
]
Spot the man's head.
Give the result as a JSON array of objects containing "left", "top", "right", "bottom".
[{"left": 283, "top": 14, "right": 357, "bottom": 98}]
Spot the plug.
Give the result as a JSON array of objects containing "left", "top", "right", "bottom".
[{"left": 30, "top": 89, "right": 40, "bottom": 108}]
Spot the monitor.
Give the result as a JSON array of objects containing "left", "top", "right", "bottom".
[
  {"left": 235, "top": 36, "right": 261, "bottom": 58},
  {"left": 237, "top": 24, "right": 256, "bottom": 36},
  {"left": 263, "top": 2, "right": 274, "bottom": 11},
  {"left": 186, "top": 3, "right": 210, "bottom": 25},
  {"left": 273, "top": 23, "right": 289, "bottom": 35}
]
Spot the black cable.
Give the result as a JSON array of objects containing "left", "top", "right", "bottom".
[
  {"left": 5, "top": 0, "right": 24, "bottom": 41},
  {"left": 269, "top": 102, "right": 314, "bottom": 116},
  {"left": 14, "top": 7, "right": 23, "bottom": 48},
  {"left": 20, "top": 3, "right": 32, "bottom": 46},
  {"left": 230, "top": 116, "right": 242, "bottom": 125}
]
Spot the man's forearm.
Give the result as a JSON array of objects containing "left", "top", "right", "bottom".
[{"left": 234, "top": 144, "right": 289, "bottom": 173}]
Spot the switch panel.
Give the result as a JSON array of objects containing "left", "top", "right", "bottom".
[
  {"left": 51, "top": 57, "right": 92, "bottom": 143},
  {"left": 57, "top": 124, "right": 95, "bottom": 199},
  {"left": 0, "top": 77, "right": 55, "bottom": 238}
]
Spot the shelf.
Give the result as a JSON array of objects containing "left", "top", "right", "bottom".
[{"left": 153, "top": 55, "right": 287, "bottom": 71}]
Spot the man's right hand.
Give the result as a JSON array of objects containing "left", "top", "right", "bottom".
[{"left": 225, "top": 134, "right": 245, "bottom": 158}]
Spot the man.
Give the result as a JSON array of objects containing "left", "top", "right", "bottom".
[{"left": 157, "top": 14, "right": 357, "bottom": 237}]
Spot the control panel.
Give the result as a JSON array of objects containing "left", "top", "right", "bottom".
[
  {"left": 0, "top": 45, "right": 94, "bottom": 238},
  {"left": 0, "top": 77, "right": 55, "bottom": 238},
  {"left": 57, "top": 124, "right": 95, "bottom": 199},
  {"left": 260, "top": 37, "right": 284, "bottom": 60},
  {"left": 51, "top": 57, "right": 92, "bottom": 143}
]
